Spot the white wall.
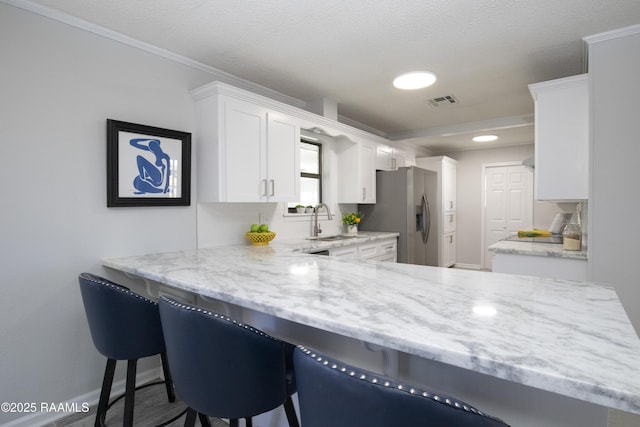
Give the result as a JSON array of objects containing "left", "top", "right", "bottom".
[
  {"left": 444, "top": 145, "right": 574, "bottom": 268},
  {"left": 0, "top": 4, "right": 213, "bottom": 424},
  {"left": 587, "top": 26, "right": 640, "bottom": 335},
  {"left": 0, "top": 5, "right": 367, "bottom": 424}
]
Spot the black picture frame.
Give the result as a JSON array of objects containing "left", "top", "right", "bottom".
[{"left": 107, "top": 119, "right": 191, "bottom": 207}]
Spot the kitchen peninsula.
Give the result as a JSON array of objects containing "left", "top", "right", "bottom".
[
  {"left": 103, "top": 243, "right": 640, "bottom": 427},
  {"left": 489, "top": 239, "right": 588, "bottom": 281}
]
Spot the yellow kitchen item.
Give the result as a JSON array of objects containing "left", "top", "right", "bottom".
[
  {"left": 517, "top": 229, "right": 552, "bottom": 237},
  {"left": 246, "top": 231, "right": 276, "bottom": 246}
]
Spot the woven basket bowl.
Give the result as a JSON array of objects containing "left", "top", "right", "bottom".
[{"left": 246, "top": 231, "right": 276, "bottom": 246}]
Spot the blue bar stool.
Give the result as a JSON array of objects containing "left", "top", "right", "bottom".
[
  {"left": 294, "top": 346, "right": 511, "bottom": 427},
  {"left": 78, "top": 273, "right": 181, "bottom": 427},
  {"left": 158, "top": 296, "right": 299, "bottom": 427}
]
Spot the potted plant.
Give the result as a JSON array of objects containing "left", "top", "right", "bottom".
[
  {"left": 295, "top": 204, "right": 305, "bottom": 213},
  {"left": 342, "top": 212, "right": 362, "bottom": 235},
  {"left": 305, "top": 205, "right": 314, "bottom": 213}
]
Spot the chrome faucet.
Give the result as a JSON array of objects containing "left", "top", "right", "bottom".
[{"left": 313, "top": 203, "right": 333, "bottom": 237}]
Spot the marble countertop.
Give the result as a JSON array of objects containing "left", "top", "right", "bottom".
[
  {"left": 271, "top": 231, "right": 399, "bottom": 253},
  {"left": 103, "top": 245, "right": 640, "bottom": 414},
  {"left": 489, "top": 240, "right": 588, "bottom": 260}
]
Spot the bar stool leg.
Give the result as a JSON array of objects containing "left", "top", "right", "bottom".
[
  {"left": 283, "top": 396, "right": 299, "bottom": 427},
  {"left": 229, "top": 419, "right": 239, "bottom": 427},
  {"left": 198, "top": 412, "right": 213, "bottom": 426},
  {"left": 159, "top": 352, "right": 176, "bottom": 402},
  {"left": 184, "top": 408, "right": 197, "bottom": 427},
  {"left": 245, "top": 417, "right": 253, "bottom": 427},
  {"left": 94, "top": 358, "right": 116, "bottom": 427},
  {"left": 123, "top": 359, "right": 137, "bottom": 427}
]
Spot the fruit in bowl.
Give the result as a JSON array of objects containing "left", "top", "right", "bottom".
[{"left": 246, "top": 224, "right": 276, "bottom": 246}]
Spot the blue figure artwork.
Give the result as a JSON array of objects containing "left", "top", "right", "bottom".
[{"left": 130, "top": 138, "right": 171, "bottom": 194}]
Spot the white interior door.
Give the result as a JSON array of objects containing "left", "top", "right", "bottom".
[{"left": 482, "top": 164, "right": 533, "bottom": 270}]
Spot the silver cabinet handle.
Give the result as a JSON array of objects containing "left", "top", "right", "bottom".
[
  {"left": 362, "top": 187, "right": 366, "bottom": 201},
  {"left": 262, "top": 179, "right": 268, "bottom": 197},
  {"left": 270, "top": 179, "right": 275, "bottom": 196}
]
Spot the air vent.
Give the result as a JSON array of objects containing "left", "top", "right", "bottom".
[{"left": 427, "top": 95, "right": 458, "bottom": 107}]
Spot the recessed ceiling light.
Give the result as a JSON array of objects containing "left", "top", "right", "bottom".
[
  {"left": 472, "top": 134, "right": 498, "bottom": 142},
  {"left": 393, "top": 71, "right": 437, "bottom": 90}
]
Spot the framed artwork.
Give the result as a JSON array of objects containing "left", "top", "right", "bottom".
[{"left": 107, "top": 119, "right": 191, "bottom": 207}]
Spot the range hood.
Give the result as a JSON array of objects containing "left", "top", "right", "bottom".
[{"left": 301, "top": 127, "right": 353, "bottom": 144}]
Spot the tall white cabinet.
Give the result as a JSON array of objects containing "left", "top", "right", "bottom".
[
  {"left": 416, "top": 156, "right": 457, "bottom": 267},
  {"left": 192, "top": 82, "right": 300, "bottom": 203}
]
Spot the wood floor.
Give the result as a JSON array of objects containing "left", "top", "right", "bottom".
[{"left": 45, "top": 380, "right": 228, "bottom": 427}]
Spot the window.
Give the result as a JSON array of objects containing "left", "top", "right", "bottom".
[{"left": 288, "top": 140, "right": 322, "bottom": 211}]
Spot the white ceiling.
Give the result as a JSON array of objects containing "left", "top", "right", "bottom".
[{"left": 23, "top": 0, "right": 640, "bottom": 153}]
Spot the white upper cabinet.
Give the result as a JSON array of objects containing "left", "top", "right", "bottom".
[
  {"left": 529, "top": 74, "right": 589, "bottom": 201},
  {"left": 376, "top": 144, "right": 406, "bottom": 171},
  {"left": 193, "top": 85, "right": 299, "bottom": 202},
  {"left": 337, "top": 138, "right": 376, "bottom": 203}
]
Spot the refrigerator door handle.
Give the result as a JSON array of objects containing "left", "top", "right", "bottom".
[{"left": 422, "top": 194, "right": 430, "bottom": 244}]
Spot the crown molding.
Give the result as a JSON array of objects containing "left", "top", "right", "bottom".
[
  {"left": 1, "top": 0, "right": 307, "bottom": 109},
  {"left": 583, "top": 24, "right": 640, "bottom": 45}
]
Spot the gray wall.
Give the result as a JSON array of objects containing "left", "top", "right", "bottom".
[
  {"left": 588, "top": 27, "right": 640, "bottom": 334},
  {"left": 0, "top": 4, "right": 211, "bottom": 424}
]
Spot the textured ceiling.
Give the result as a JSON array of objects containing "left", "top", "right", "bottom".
[{"left": 22, "top": 0, "right": 640, "bottom": 153}]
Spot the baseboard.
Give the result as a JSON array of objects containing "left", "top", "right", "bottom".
[
  {"left": 0, "top": 367, "right": 162, "bottom": 427},
  {"left": 453, "top": 263, "right": 484, "bottom": 271}
]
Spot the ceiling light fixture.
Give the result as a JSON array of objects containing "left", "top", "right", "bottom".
[
  {"left": 393, "top": 71, "right": 437, "bottom": 90},
  {"left": 472, "top": 135, "right": 498, "bottom": 142}
]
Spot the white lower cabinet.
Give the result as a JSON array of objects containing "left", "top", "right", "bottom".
[
  {"left": 492, "top": 252, "right": 588, "bottom": 282},
  {"left": 329, "top": 246, "right": 359, "bottom": 259},
  {"left": 329, "top": 238, "right": 397, "bottom": 262}
]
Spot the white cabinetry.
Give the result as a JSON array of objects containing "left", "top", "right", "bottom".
[
  {"left": 376, "top": 144, "right": 406, "bottom": 171},
  {"left": 492, "top": 252, "right": 588, "bottom": 282},
  {"left": 337, "top": 139, "right": 376, "bottom": 203},
  {"left": 529, "top": 74, "right": 589, "bottom": 201},
  {"left": 193, "top": 84, "right": 299, "bottom": 202},
  {"left": 415, "top": 156, "right": 457, "bottom": 267},
  {"left": 329, "top": 238, "right": 397, "bottom": 262}
]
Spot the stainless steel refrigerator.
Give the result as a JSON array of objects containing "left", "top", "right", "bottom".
[{"left": 358, "top": 166, "right": 439, "bottom": 266}]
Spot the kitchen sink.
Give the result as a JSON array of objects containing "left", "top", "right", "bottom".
[{"left": 306, "top": 235, "right": 359, "bottom": 241}]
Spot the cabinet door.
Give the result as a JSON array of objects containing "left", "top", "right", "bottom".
[
  {"left": 443, "top": 212, "right": 456, "bottom": 234},
  {"left": 376, "top": 144, "right": 393, "bottom": 171},
  {"left": 338, "top": 139, "right": 377, "bottom": 203},
  {"left": 443, "top": 161, "right": 456, "bottom": 212},
  {"left": 360, "top": 141, "right": 376, "bottom": 203},
  {"left": 529, "top": 75, "right": 589, "bottom": 200},
  {"left": 443, "top": 232, "right": 456, "bottom": 267},
  {"left": 266, "top": 112, "right": 300, "bottom": 202},
  {"left": 358, "top": 243, "right": 378, "bottom": 260},
  {"left": 223, "top": 98, "right": 266, "bottom": 202},
  {"left": 330, "top": 246, "right": 358, "bottom": 259},
  {"left": 393, "top": 149, "right": 406, "bottom": 169}
]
